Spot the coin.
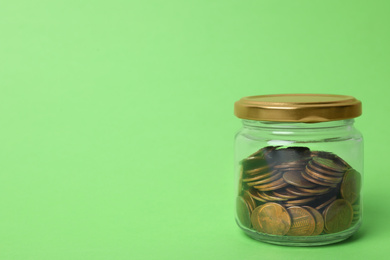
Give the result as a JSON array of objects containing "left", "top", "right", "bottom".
[
  {"left": 256, "top": 191, "right": 272, "bottom": 202},
  {"left": 242, "top": 170, "right": 275, "bottom": 182},
  {"left": 273, "top": 160, "right": 308, "bottom": 169},
  {"left": 297, "top": 186, "right": 332, "bottom": 195},
  {"left": 243, "top": 190, "right": 256, "bottom": 210},
  {"left": 254, "top": 178, "right": 288, "bottom": 191},
  {"left": 340, "top": 169, "right": 361, "bottom": 204},
  {"left": 245, "top": 163, "right": 271, "bottom": 175},
  {"left": 305, "top": 165, "right": 343, "bottom": 184},
  {"left": 303, "top": 206, "right": 324, "bottom": 236},
  {"left": 283, "top": 171, "right": 316, "bottom": 188},
  {"left": 323, "top": 199, "right": 353, "bottom": 233},
  {"left": 308, "top": 160, "right": 345, "bottom": 177},
  {"left": 237, "top": 145, "right": 361, "bottom": 237},
  {"left": 312, "top": 157, "right": 347, "bottom": 173},
  {"left": 311, "top": 151, "right": 351, "bottom": 169},
  {"left": 305, "top": 166, "right": 342, "bottom": 184},
  {"left": 258, "top": 191, "right": 288, "bottom": 202},
  {"left": 301, "top": 171, "right": 337, "bottom": 187},
  {"left": 272, "top": 190, "right": 299, "bottom": 199},
  {"left": 285, "top": 186, "right": 313, "bottom": 196},
  {"left": 247, "top": 172, "right": 282, "bottom": 186},
  {"left": 248, "top": 189, "right": 267, "bottom": 203},
  {"left": 286, "top": 206, "right": 315, "bottom": 236},
  {"left": 251, "top": 203, "right": 291, "bottom": 235},
  {"left": 236, "top": 196, "right": 252, "bottom": 228}
]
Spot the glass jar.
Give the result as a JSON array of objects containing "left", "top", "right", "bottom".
[{"left": 234, "top": 94, "right": 363, "bottom": 246}]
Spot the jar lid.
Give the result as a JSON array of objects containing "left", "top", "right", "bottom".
[{"left": 234, "top": 94, "right": 362, "bottom": 123}]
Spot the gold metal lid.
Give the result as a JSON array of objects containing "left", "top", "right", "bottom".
[{"left": 234, "top": 94, "right": 362, "bottom": 123}]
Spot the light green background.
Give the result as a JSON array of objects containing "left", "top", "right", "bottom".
[{"left": 0, "top": 1, "right": 388, "bottom": 259}]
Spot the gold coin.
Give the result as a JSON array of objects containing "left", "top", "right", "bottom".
[
  {"left": 255, "top": 191, "right": 272, "bottom": 202},
  {"left": 312, "top": 157, "right": 347, "bottom": 173},
  {"left": 242, "top": 170, "right": 275, "bottom": 182},
  {"left": 236, "top": 196, "right": 252, "bottom": 228},
  {"left": 305, "top": 166, "right": 342, "bottom": 184},
  {"left": 245, "top": 164, "right": 270, "bottom": 176},
  {"left": 273, "top": 160, "right": 308, "bottom": 169},
  {"left": 340, "top": 169, "right": 361, "bottom": 204},
  {"left": 283, "top": 171, "right": 316, "bottom": 188},
  {"left": 286, "top": 206, "right": 315, "bottom": 236},
  {"left": 306, "top": 166, "right": 343, "bottom": 184},
  {"left": 311, "top": 151, "right": 351, "bottom": 169},
  {"left": 243, "top": 190, "right": 256, "bottom": 211},
  {"left": 258, "top": 191, "right": 288, "bottom": 202},
  {"left": 247, "top": 172, "right": 282, "bottom": 186},
  {"left": 285, "top": 187, "right": 313, "bottom": 197},
  {"left": 248, "top": 189, "right": 267, "bottom": 203},
  {"left": 272, "top": 190, "right": 299, "bottom": 199},
  {"left": 251, "top": 203, "right": 291, "bottom": 235},
  {"left": 323, "top": 199, "right": 353, "bottom": 233},
  {"left": 302, "top": 206, "right": 324, "bottom": 236},
  {"left": 308, "top": 160, "right": 345, "bottom": 177},
  {"left": 301, "top": 171, "right": 337, "bottom": 187},
  {"left": 321, "top": 201, "right": 331, "bottom": 220},
  {"left": 297, "top": 186, "right": 332, "bottom": 195},
  {"left": 254, "top": 178, "right": 287, "bottom": 191},
  {"left": 260, "top": 181, "right": 288, "bottom": 191}
]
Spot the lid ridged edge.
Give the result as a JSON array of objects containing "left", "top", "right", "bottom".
[{"left": 234, "top": 94, "right": 362, "bottom": 123}]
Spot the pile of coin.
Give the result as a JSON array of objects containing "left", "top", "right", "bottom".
[{"left": 236, "top": 146, "right": 361, "bottom": 236}]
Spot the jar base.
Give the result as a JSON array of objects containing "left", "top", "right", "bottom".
[{"left": 238, "top": 220, "right": 362, "bottom": 246}]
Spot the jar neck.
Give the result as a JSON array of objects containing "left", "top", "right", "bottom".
[
  {"left": 239, "top": 119, "right": 360, "bottom": 143},
  {"left": 242, "top": 119, "right": 354, "bottom": 130}
]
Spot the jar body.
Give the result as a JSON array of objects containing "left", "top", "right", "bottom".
[{"left": 234, "top": 119, "right": 363, "bottom": 246}]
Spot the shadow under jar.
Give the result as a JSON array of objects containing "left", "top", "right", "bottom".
[{"left": 234, "top": 94, "right": 363, "bottom": 246}]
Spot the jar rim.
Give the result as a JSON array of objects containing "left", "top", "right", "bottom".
[{"left": 234, "top": 94, "right": 362, "bottom": 123}]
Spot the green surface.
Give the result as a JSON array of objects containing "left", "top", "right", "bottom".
[{"left": 0, "top": 0, "right": 388, "bottom": 259}]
